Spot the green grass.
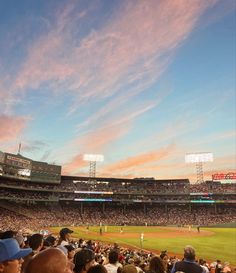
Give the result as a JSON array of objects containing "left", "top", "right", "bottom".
[
  {"left": 88, "top": 226, "right": 167, "bottom": 233},
  {"left": 50, "top": 226, "right": 236, "bottom": 265}
]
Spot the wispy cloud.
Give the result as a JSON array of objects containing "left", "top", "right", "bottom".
[
  {"left": 20, "top": 140, "right": 48, "bottom": 152},
  {"left": 192, "top": 130, "right": 236, "bottom": 148},
  {"left": 77, "top": 86, "right": 169, "bottom": 130},
  {"left": 0, "top": 115, "right": 29, "bottom": 143},
  {"left": 100, "top": 144, "right": 176, "bottom": 175},
  {"left": 62, "top": 154, "right": 86, "bottom": 175},
  {"left": 199, "top": 0, "right": 235, "bottom": 28},
  {"left": 2, "top": 0, "right": 218, "bottom": 114}
]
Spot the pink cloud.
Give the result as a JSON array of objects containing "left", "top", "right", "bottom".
[
  {"left": 68, "top": 0, "right": 217, "bottom": 101},
  {"left": 8, "top": 0, "right": 218, "bottom": 113},
  {"left": 0, "top": 115, "right": 28, "bottom": 143},
  {"left": 77, "top": 123, "right": 131, "bottom": 154},
  {"left": 14, "top": 34, "right": 73, "bottom": 91},
  {"left": 101, "top": 144, "right": 176, "bottom": 175},
  {"left": 62, "top": 154, "right": 86, "bottom": 175}
]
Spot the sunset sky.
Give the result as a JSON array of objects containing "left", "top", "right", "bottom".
[{"left": 0, "top": 0, "right": 235, "bottom": 182}]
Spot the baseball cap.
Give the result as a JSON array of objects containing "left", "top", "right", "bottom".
[
  {"left": 59, "top": 228, "right": 73, "bottom": 237},
  {"left": 74, "top": 249, "right": 95, "bottom": 267},
  {"left": 0, "top": 238, "right": 32, "bottom": 262}
]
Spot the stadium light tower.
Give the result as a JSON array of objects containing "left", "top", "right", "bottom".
[
  {"left": 185, "top": 152, "right": 213, "bottom": 183},
  {"left": 83, "top": 154, "right": 104, "bottom": 179}
]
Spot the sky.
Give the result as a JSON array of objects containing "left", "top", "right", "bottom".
[{"left": 0, "top": 0, "right": 235, "bottom": 182}]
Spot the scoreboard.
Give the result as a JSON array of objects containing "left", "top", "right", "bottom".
[{"left": 0, "top": 151, "right": 61, "bottom": 184}]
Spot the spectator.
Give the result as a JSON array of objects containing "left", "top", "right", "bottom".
[
  {"left": 223, "top": 262, "right": 231, "bottom": 273},
  {"left": 87, "top": 265, "right": 108, "bottom": 273},
  {"left": 0, "top": 238, "right": 32, "bottom": 273},
  {"left": 42, "top": 239, "right": 51, "bottom": 250},
  {"left": 28, "top": 234, "right": 43, "bottom": 255},
  {"left": 58, "top": 228, "right": 74, "bottom": 246},
  {"left": 171, "top": 245, "right": 203, "bottom": 273},
  {"left": 15, "top": 234, "right": 25, "bottom": 248},
  {"left": 134, "top": 258, "right": 143, "bottom": 273},
  {"left": 21, "top": 234, "right": 43, "bottom": 273},
  {"left": 64, "top": 245, "right": 76, "bottom": 262},
  {"left": 0, "top": 230, "right": 17, "bottom": 240},
  {"left": 45, "top": 235, "right": 57, "bottom": 247},
  {"left": 122, "top": 265, "right": 137, "bottom": 273},
  {"left": 73, "top": 249, "right": 95, "bottom": 273},
  {"left": 25, "top": 248, "right": 69, "bottom": 273},
  {"left": 215, "top": 260, "right": 223, "bottom": 273},
  {"left": 87, "top": 240, "right": 94, "bottom": 251},
  {"left": 199, "top": 259, "right": 209, "bottom": 273},
  {"left": 160, "top": 252, "right": 170, "bottom": 273},
  {"left": 147, "top": 256, "right": 165, "bottom": 273},
  {"left": 104, "top": 250, "right": 123, "bottom": 273}
]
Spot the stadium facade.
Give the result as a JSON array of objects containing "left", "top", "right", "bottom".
[{"left": 0, "top": 151, "right": 235, "bottom": 227}]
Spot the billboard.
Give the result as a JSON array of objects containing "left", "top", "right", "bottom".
[
  {"left": 212, "top": 172, "right": 236, "bottom": 183},
  {"left": 5, "top": 153, "right": 32, "bottom": 169}
]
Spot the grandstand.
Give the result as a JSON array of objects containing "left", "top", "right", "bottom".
[{"left": 0, "top": 151, "right": 235, "bottom": 231}]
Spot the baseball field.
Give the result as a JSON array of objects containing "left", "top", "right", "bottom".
[{"left": 50, "top": 225, "right": 236, "bottom": 266}]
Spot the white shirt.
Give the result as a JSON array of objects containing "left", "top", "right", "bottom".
[
  {"left": 105, "top": 263, "right": 122, "bottom": 273},
  {"left": 60, "top": 240, "right": 69, "bottom": 246}
]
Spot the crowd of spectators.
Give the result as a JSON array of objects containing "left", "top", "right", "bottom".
[
  {"left": 0, "top": 202, "right": 235, "bottom": 231},
  {"left": 190, "top": 182, "right": 235, "bottom": 194},
  {"left": 0, "top": 183, "right": 235, "bottom": 204},
  {"left": 1, "top": 178, "right": 235, "bottom": 195},
  {"left": 0, "top": 227, "right": 234, "bottom": 273}
]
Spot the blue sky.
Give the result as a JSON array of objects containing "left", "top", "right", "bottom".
[{"left": 0, "top": 0, "right": 235, "bottom": 182}]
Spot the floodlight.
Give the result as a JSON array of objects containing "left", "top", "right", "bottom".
[
  {"left": 83, "top": 154, "right": 104, "bottom": 178},
  {"left": 83, "top": 154, "right": 104, "bottom": 162},
  {"left": 185, "top": 153, "right": 213, "bottom": 163},
  {"left": 185, "top": 152, "right": 213, "bottom": 184}
]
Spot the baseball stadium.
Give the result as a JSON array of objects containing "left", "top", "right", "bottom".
[
  {"left": 1, "top": 0, "right": 236, "bottom": 272},
  {"left": 0, "top": 151, "right": 235, "bottom": 272}
]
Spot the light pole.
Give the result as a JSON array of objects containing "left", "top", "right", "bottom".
[
  {"left": 185, "top": 152, "right": 213, "bottom": 183},
  {"left": 83, "top": 154, "right": 104, "bottom": 179}
]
